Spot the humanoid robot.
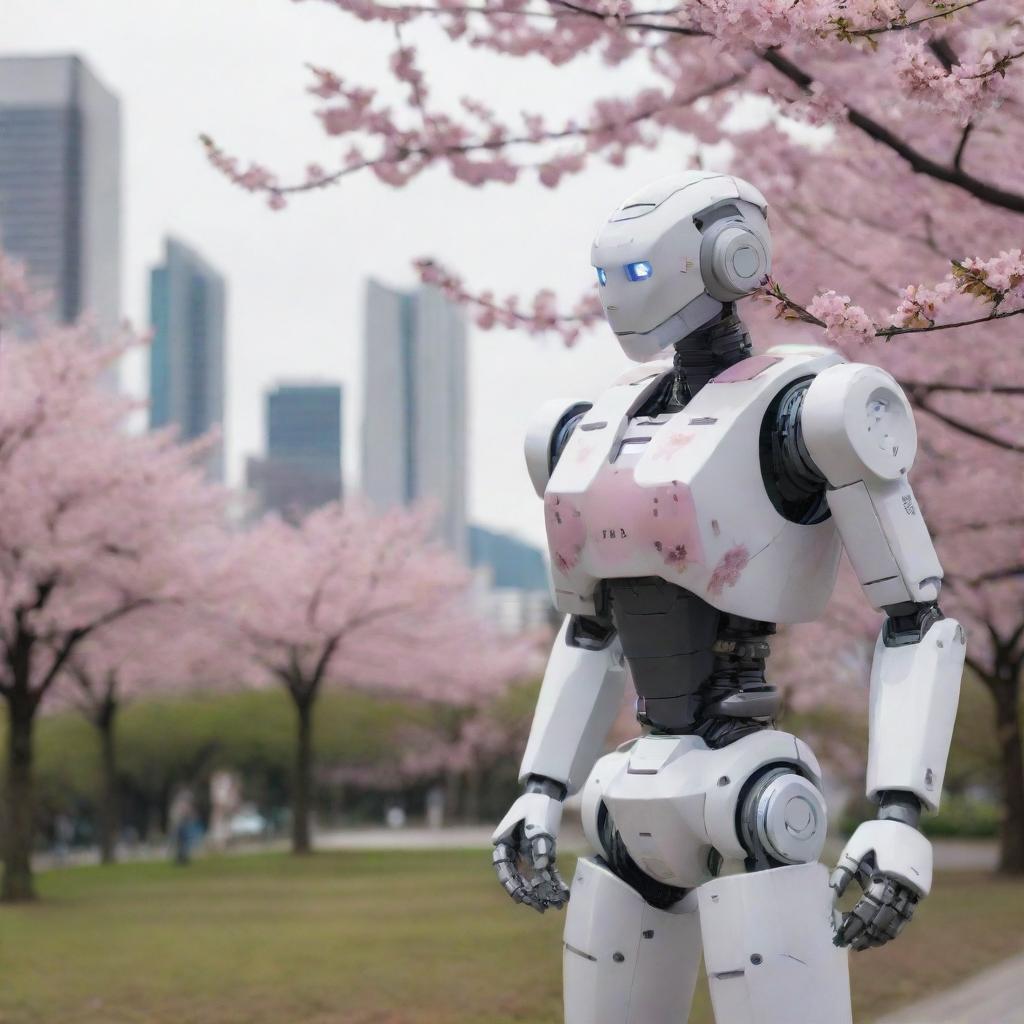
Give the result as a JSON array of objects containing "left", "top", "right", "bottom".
[{"left": 491, "top": 171, "right": 966, "bottom": 1024}]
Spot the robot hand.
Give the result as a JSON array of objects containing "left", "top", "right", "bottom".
[
  {"left": 491, "top": 779, "right": 569, "bottom": 914},
  {"left": 830, "top": 819, "right": 933, "bottom": 951}
]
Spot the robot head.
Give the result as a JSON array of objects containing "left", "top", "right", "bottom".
[{"left": 591, "top": 171, "right": 772, "bottom": 362}]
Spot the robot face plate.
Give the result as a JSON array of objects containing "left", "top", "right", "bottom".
[{"left": 591, "top": 172, "right": 771, "bottom": 362}]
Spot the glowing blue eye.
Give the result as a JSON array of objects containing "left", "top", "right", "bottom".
[
  {"left": 596, "top": 267, "right": 607, "bottom": 286},
  {"left": 625, "top": 261, "right": 653, "bottom": 281}
]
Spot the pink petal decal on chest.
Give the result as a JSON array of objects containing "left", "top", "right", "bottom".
[
  {"left": 708, "top": 544, "right": 751, "bottom": 594},
  {"left": 642, "top": 480, "right": 704, "bottom": 571},
  {"left": 544, "top": 493, "right": 586, "bottom": 574}
]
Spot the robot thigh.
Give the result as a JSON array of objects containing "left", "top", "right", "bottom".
[
  {"left": 563, "top": 856, "right": 702, "bottom": 1024},
  {"left": 699, "top": 862, "right": 852, "bottom": 1024}
]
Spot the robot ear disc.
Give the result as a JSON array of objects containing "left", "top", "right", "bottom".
[{"left": 705, "top": 225, "right": 768, "bottom": 302}]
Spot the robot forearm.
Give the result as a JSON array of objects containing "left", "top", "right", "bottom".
[
  {"left": 866, "top": 612, "right": 966, "bottom": 813},
  {"left": 519, "top": 616, "right": 627, "bottom": 796}
]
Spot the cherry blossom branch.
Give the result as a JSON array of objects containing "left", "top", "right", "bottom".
[
  {"left": 415, "top": 258, "right": 603, "bottom": 345},
  {"left": 911, "top": 395, "right": 1024, "bottom": 455},
  {"left": 203, "top": 69, "right": 743, "bottom": 203},
  {"left": 762, "top": 249, "right": 1024, "bottom": 344},
  {"left": 310, "top": 0, "right": 986, "bottom": 44},
  {"left": 761, "top": 48, "right": 1024, "bottom": 214}
]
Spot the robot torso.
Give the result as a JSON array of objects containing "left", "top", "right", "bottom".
[{"left": 544, "top": 345, "right": 846, "bottom": 625}]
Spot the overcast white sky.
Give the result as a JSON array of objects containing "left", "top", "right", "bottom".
[{"left": 4, "top": 0, "right": 699, "bottom": 548}]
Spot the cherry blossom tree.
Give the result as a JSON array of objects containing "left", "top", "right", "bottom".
[
  {"left": 215, "top": 502, "right": 532, "bottom": 853},
  {"left": 60, "top": 603, "right": 239, "bottom": 865},
  {"left": 205, "top": 0, "right": 1024, "bottom": 351},
  {"left": 0, "top": 253, "right": 225, "bottom": 900}
]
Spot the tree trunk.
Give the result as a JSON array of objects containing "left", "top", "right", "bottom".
[
  {"left": 3, "top": 691, "right": 37, "bottom": 902},
  {"left": 444, "top": 768, "right": 462, "bottom": 825},
  {"left": 990, "top": 672, "right": 1024, "bottom": 874},
  {"left": 291, "top": 695, "right": 315, "bottom": 855},
  {"left": 95, "top": 697, "right": 119, "bottom": 866},
  {"left": 463, "top": 768, "right": 482, "bottom": 824}
]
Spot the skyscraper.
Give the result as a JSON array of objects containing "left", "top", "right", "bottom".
[
  {"left": 149, "top": 237, "right": 226, "bottom": 479},
  {"left": 247, "top": 383, "right": 343, "bottom": 519},
  {"left": 0, "top": 55, "right": 120, "bottom": 336},
  {"left": 362, "top": 280, "right": 468, "bottom": 559}
]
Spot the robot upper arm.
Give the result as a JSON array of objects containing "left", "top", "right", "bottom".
[
  {"left": 523, "top": 398, "right": 592, "bottom": 498},
  {"left": 800, "top": 363, "right": 942, "bottom": 610}
]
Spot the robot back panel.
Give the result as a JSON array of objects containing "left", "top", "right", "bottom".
[{"left": 544, "top": 347, "right": 845, "bottom": 624}]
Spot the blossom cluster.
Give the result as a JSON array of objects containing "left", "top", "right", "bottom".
[
  {"left": 891, "top": 248, "right": 1024, "bottom": 327},
  {"left": 414, "top": 257, "right": 603, "bottom": 345},
  {"left": 895, "top": 37, "right": 1020, "bottom": 124}
]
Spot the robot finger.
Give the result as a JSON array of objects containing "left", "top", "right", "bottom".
[
  {"left": 532, "top": 865, "right": 570, "bottom": 910},
  {"left": 829, "top": 864, "right": 855, "bottom": 898},
  {"left": 549, "top": 862, "right": 570, "bottom": 900},
  {"left": 493, "top": 843, "right": 544, "bottom": 911},
  {"left": 895, "top": 889, "right": 917, "bottom": 924},
  {"left": 529, "top": 832, "right": 556, "bottom": 871},
  {"left": 836, "top": 892, "right": 880, "bottom": 948}
]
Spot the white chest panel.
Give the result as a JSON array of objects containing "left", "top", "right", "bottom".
[{"left": 544, "top": 348, "right": 845, "bottom": 623}]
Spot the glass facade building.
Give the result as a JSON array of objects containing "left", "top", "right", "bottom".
[
  {"left": 149, "top": 237, "right": 226, "bottom": 479},
  {"left": 361, "top": 280, "right": 468, "bottom": 560},
  {"left": 0, "top": 55, "right": 120, "bottom": 338},
  {"left": 247, "top": 383, "right": 343, "bottom": 519}
]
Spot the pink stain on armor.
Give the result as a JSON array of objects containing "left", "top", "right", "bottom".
[
  {"left": 708, "top": 544, "right": 750, "bottom": 594},
  {"left": 544, "top": 493, "right": 586, "bottom": 574},
  {"left": 651, "top": 431, "right": 696, "bottom": 461},
  {"left": 712, "top": 355, "right": 781, "bottom": 383}
]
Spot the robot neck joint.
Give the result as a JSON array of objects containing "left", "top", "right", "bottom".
[{"left": 670, "top": 306, "right": 751, "bottom": 398}]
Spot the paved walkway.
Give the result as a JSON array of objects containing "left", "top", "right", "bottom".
[
  {"left": 36, "top": 827, "right": 997, "bottom": 870},
  {"left": 875, "top": 953, "right": 1024, "bottom": 1024}
]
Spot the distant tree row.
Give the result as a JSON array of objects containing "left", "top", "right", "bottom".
[
  {"left": 25, "top": 685, "right": 536, "bottom": 848},
  {"left": 0, "top": 249, "right": 535, "bottom": 902}
]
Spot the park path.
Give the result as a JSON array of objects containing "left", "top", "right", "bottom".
[
  {"left": 36, "top": 826, "right": 998, "bottom": 869},
  {"left": 874, "top": 952, "right": 1024, "bottom": 1024}
]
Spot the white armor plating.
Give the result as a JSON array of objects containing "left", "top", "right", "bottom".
[
  {"left": 802, "top": 363, "right": 943, "bottom": 608},
  {"left": 578, "top": 731, "right": 826, "bottom": 890},
  {"left": 698, "top": 863, "right": 852, "bottom": 1024},
  {"left": 518, "top": 617, "right": 626, "bottom": 794},
  {"left": 544, "top": 346, "right": 844, "bottom": 622},
  {"left": 563, "top": 858, "right": 703, "bottom": 1024},
  {"left": 493, "top": 172, "right": 966, "bottom": 1024},
  {"left": 866, "top": 618, "right": 966, "bottom": 810}
]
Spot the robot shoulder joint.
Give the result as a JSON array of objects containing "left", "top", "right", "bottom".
[
  {"left": 800, "top": 362, "right": 917, "bottom": 488},
  {"left": 524, "top": 398, "right": 592, "bottom": 497}
]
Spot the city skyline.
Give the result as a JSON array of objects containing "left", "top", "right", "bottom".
[{"left": 0, "top": 11, "right": 645, "bottom": 550}]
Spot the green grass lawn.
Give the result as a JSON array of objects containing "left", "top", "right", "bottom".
[{"left": 0, "top": 851, "right": 1021, "bottom": 1023}]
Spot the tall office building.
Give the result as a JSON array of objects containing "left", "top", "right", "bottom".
[
  {"left": 469, "top": 526, "right": 554, "bottom": 634},
  {"left": 149, "top": 237, "right": 226, "bottom": 479},
  {"left": 0, "top": 55, "right": 120, "bottom": 336},
  {"left": 247, "top": 383, "right": 343, "bottom": 519},
  {"left": 362, "top": 280, "right": 468, "bottom": 559}
]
